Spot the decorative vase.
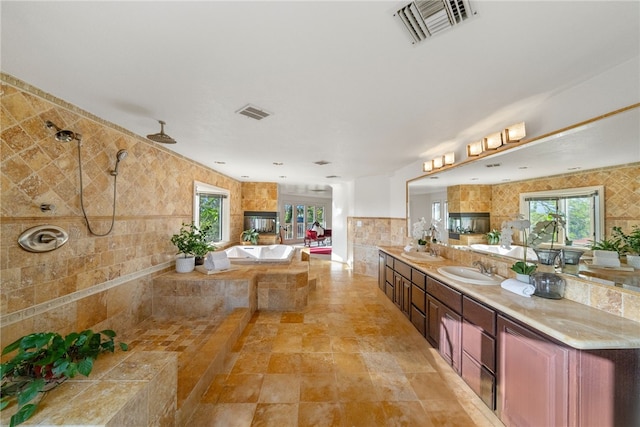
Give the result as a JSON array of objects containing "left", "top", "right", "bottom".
[
  {"left": 175, "top": 256, "right": 195, "bottom": 273},
  {"left": 531, "top": 272, "right": 565, "bottom": 299},
  {"left": 417, "top": 244, "right": 426, "bottom": 252},
  {"left": 533, "top": 248, "right": 561, "bottom": 273},
  {"left": 561, "top": 249, "right": 584, "bottom": 275},
  {"left": 515, "top": 273, "right": 530, "bottom": 283}
]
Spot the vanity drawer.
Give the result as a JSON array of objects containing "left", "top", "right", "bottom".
[
  {"left": 395, "top": 260, "right": 412, "bottom": 280},
  {"left": 463, "top": 296, "right": 496, "bottom": 336},
  {"left": 427, "top": 277, "right": 462, "bottom": 313},
  {"left": 461, "top": 351, "right": 495, "bottom": 410},
  {"left": 386, "top": 256, "right": 394, "bottom": 268},
  {"left": 462, "top": 320, "right": 496, "bottom": 372},
  {"left": 411, "top": 305, "right": 426, "bottom": 336},
  {"left": 411, "top": 284, "right": 426, "bottom": 313},
  {"left": 412, "top": 268, "right": 426, "bottom": 290}
]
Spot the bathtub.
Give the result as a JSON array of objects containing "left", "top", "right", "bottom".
[
  {"left": 469, "top": 244, "right": 538, "bottom": 261},
  {"left": 224, "top": 244, "right": 296, "bottom": 264}
]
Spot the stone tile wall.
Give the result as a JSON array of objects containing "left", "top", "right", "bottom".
[{"left": 0, "top": 74, "right": 244, "bottom": 348}]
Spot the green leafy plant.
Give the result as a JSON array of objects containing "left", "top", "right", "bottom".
[
  {"left": 417, "top": 239, "right": 427, "bottom": 246},
  {"left": 1, "top": 330, "right": 128, "bottom": 427},
  {"left": 241, "top": 228, "right": 259, "bottom": 245},
  {"left": 486, "top": 229, "right": 501, "bottom": 245},
  {"left": 510, "top": 260, "right": 537, "bottom": 275},
  {"left": 591, "top": 235, "right": 625, "bottom": 255},
  {"left": 612, "top": 225, "right": 640, "bottom": 255},
  {"left": 171, "top": 222, "right": 214, "bottom": 257}
]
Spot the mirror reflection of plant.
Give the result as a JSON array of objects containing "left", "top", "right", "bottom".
[
  {"left": 528, "top": 212, "right": 566, "bottom": 250},
  {"left": 486, "top": 229, "right": 501, "bottom": 245}
]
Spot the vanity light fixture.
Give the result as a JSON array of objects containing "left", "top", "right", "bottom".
[
  {"left": 503, "top": 122, "right": 526, "bottom": 143},
  {"left": 444, "top": 152, "right": 455, "bottom": 165},
  {"left": 432, "top": 156, "right": 444, "bottom": 169},
  {"left": 466, "top": 141, "right": 484, "bottom": 157},
  {"left": 483, "top": 131, "right": 503, "bottom": 150},
  {"left": 423, "top": 161, "right": 433, "bottom": 172}
]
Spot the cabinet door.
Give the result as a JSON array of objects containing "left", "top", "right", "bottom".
[
  {"left": 401, "top": 276, "right": 411, "bottom": 318},
  {"left": 426, "top": 295, "right": 440, "bottom": 348},
  {"left": 439, "top": 304, "right": 462, "bottom": 373},
  {"left": 497, "top": 315, "right": 570, "bottom": 427},
  {"left": 378, "top": 252, "right": 386, "bottom": 292},
  {"left": 393, "top": 272, "right": 403, "bottom": 309}
]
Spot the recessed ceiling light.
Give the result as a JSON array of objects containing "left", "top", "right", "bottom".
[
  {"left": 567, "top": 166, "right": 582, "bottom": 171},
  {"left": 429, "top": 177, "right": 439, "bottom": 180},
  {"left": 279, "top": 176, "right": 287, "bottom": 179},
  {"left": 471, "top": 178, "right": 479, "bottom": 181},
  {"left": 314, "top": 160, "right": 331, "bottom": 165},
  {"left": 325, "top": 175, "right": 340, "bottom": 179},
  {"left": 214, "top": 161, "right": 226, "bottom": 165},
  {"left": 241, "top": 175, "right": 249, "bottom": 178},
  {"left": 518, "top": 166, "right": 528, "bottom": 170}
]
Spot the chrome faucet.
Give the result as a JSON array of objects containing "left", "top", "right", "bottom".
[
  {"left": 429, "top": 246, "right": 439, "bottom": 257},
  {"left": 473, "top": 260, "right": 494, "bottom": 276}
]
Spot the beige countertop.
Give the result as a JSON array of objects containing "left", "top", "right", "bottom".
[{"left": 379, "top": 246, "right": 640, "bottom": 350}]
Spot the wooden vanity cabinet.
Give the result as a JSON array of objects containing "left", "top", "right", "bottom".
[
  {"left": 378, "top": 251, "right": 386, "bottom": 292},
  {"left": 427, "top": 277, "right": 463, "bottom": 373},
  {"left": 497, "top": 315, "right": 640, "bottom": 427},
  {"left": 410, "top": 269, "right": 427, "bottom": 336},
  {"left": 461, "top": 296, "right": 497, "bottom": 410}
]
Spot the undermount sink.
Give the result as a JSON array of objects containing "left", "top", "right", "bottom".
[
  {"left": 437, "top": 266, "right": 503, "bottom": 286},
  {"left": 400, "top": 251, "right": 445, "bottom": 263}
]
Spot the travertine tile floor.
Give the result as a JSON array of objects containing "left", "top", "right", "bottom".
[{"left": 189, "top": 259, "right": 503, "bottom": 426}]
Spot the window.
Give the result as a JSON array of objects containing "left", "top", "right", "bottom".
[
  {"left": 520, "top": 186, "right": 604, "bottom": 247},
  {"left": 432, "top": 201, "right": 441, "bottom": 221},
  {"left": 193, "top": 181, "right": 230, "bottom": 244}
]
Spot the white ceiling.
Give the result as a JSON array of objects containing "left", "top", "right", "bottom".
[{"left": 2, "top": 1, "right": 639, "bottom": 197}]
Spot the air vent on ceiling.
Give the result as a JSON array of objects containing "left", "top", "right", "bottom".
[
  {"left": 395, "top": 0, "right": 475, "bottom": 44},
  {"left": 236, "top": 104, "right": 271, "bottom": 120}
]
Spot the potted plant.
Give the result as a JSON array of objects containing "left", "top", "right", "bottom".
[
  {"left": 171, "top": 222, "right": 212, "bottom": 272},
  {"left": 417, "top": 238, "right": 428, "bottom": 252},
  {"left": 1, "top": 330, "right": 128, "bottom": 427},
  {"left": 486, "top": 229, "right": 501, "bottom": 245},
  {"left": 528, "top": 212, "right": 566, "bottom": 268},
  {"left": 507, "top": 217, "right": 537, "bottom": 282},
  {"left": 241, "top": 228, "right": 259, "bottom": 245},
  {"left": 612, "top": 225, "right": 640, "bottom": 268}
]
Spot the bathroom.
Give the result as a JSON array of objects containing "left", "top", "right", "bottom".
[{"left": 2, "top": 1, "right": 640, "bottom": 426}]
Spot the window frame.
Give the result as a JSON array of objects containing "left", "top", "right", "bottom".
[
  {"left": 519, "top": 185, "right": 604, "bottom": 247},
  {"left": 193, "top": 181, "right": 230, "bottom": 245}
]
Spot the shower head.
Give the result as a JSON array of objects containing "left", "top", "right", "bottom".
[
  {"left": 45, "top": 120, "right": 81, "bottom": 142},
  {"left": 116, "top": 149, "right": 128, "bottom": 162},
  {"left": 146, "top": 120, "right": 177, "bottom": 144},
  {"left": 110, "top": 149, "right": 128, "bottom": 176}
]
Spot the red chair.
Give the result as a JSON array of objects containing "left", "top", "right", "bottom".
[{"left": 305, "top": 229, "right": 326, "bottom": 247}]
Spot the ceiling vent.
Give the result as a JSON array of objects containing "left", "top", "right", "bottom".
[
  {"left": 395, "top": 0, "right": 475, "bottom": 44},
  {"left": 236, "top": 104, "right": 271, "bottom": 120}
]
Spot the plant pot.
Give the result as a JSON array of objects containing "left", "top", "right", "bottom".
[
  {"left": 175, "top": 256, "right": 195, "bottom": 273},
  {"left": 417, "top": 244, "right": 426, "bottom": 252},
  {"left": 561, "top": 249, "right": 584, "bottom": 275},
  {"left": 515, "top": 273, "right": 530, "bottom": 283},
  {"left": 627, "top": 254, "right": 640, "bottom": 269}
]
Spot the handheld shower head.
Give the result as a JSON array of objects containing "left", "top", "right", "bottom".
[
  {"left": 110, "top": 149, "right": 128, "bottom": 176},
  {"left": 45, "top": 120, "right": 81, "bottom": 142}
]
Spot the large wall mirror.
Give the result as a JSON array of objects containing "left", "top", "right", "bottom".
[{"left": 407, "top": 104, "right": 640, "bottom": 289}]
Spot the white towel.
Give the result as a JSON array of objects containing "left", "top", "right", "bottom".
[
  {"left": 593, "top": 250, "right": 619, "bottom": 259},
  {"left": 204, "top": 251, "right": 231, "bottom": 271},
  {"left": 501, "top": 279, "right": 535, "bottom": 298},
  {"left": 592, "top": 256, "right": 620, "bottom": 268}
]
